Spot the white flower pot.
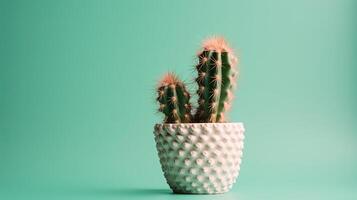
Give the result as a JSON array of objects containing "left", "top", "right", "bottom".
[{"left": 154, "top": 123, "right": 245, "bottom": 194}]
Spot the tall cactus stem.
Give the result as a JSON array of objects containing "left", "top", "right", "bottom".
[{"left": 194, "top": 37, "right": 238, "bottom": 123}]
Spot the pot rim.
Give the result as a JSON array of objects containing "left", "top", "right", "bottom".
[{"left": 155, "top": 122, "right": 244, "bottom": 130}]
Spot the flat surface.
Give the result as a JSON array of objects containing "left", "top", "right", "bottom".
[
  {"left": 1, "top": 0, "right": 357, "bottom": 199},
  {"left": 1, "top": 185, "right": 357, "bottom": 200}
]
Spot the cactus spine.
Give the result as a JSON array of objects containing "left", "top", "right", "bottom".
[
  {"left": 156, "top": 73, "right": 192, "bottom": 123},
  {"left": 194, "top": 37, "right": 238, "bottom": 123}
]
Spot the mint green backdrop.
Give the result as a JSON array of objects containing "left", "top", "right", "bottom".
[{"left": 1, "top": 0, "right": 356, "bottom": 199}]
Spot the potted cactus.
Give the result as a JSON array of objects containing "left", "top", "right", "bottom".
[{"left": 154, "top": 37, "right": 245, "bottom": 194}]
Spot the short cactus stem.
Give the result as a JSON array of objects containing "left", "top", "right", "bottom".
[{"left": 157, "top": 73, "right": 192, "bottom": 123}]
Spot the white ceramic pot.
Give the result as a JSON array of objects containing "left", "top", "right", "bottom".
[{"left": 154, "top": 123, "right": 245, "bottom": 194}]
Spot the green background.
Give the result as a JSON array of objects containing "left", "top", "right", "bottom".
[{"left": 1, "top": 0, "right": 356, "bottom": 199}]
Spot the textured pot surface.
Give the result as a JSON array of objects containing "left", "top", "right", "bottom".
[{"left": 154, "top": 123, "right": 245, "bottom": 194}]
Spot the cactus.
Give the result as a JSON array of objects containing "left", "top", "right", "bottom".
[
  {"left": 194, "top": 37, "right": 238, "bottom": 123},
  {"left": 156, "top": 73, "right": 192, "bottom": 123}
]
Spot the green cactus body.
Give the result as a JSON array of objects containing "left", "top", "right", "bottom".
[
  {"left": 194, "top": 37, "right": 238, "bottom": 123},
  {"left": 157, "top": 73, "right": 192, "bottom": 123}
]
